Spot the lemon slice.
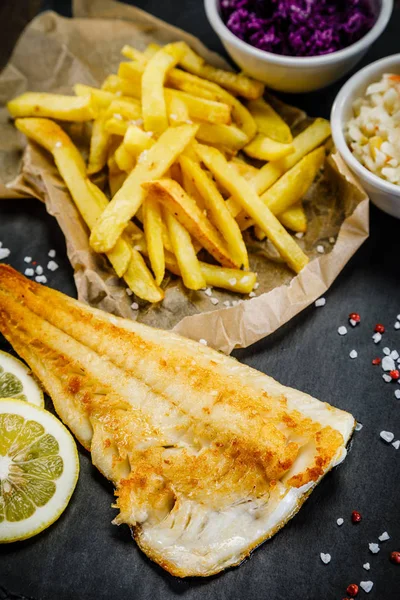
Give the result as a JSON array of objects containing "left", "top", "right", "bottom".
[
  {"left": 0, "top": 398, "right": 79, "bottom": 542},
  {"left": 0, "top": 350, "right": 44, "bottom": 407}
]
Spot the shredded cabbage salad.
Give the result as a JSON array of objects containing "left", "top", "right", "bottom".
[{"left": 220, "top": 0, "right": 376, "bottom": 57}]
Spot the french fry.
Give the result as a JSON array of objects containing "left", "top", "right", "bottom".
[
  {"left": 278, "top": 203, "right": 307, "bottom": 233},
  {"left": 106, "top": 99, "right": 141, "bottom": 121},
  {"left": 167, "top": 89, "right": 231, "bottom": 125},
  {"left": 8, "top": 93, "right": 94, "bottom": 122},
  {"left": 236, "top": 146, "right": 325, "bottom": 231},
  {"left": 166, "top": 94, "right": 190, "bottom": 125},
  {"left": 104, "top": 118, "right": 129, "bottom": 136},
  {"left": 196, "top": 123, "right": 248, "bottom": 152},
  {"left": 123, "top": 249, "right": 164, "bottom": 303},
  {"left": 114, "top": 143, "right": 136, "bottom": 173},
  {"left": 108, "top": 155, "right": 127, "bottom": 197},
  {"left": 142, "top": 194, "right": 165, "bottom": 285},
  {"left": 229, "top": 159, "right": 258, "bottom": 180},
  {"left": 15, "top": 118, "right": 163, "bottom": 301},
  {"left": 121, "top": 45, "right": 149, "bottom": 65},
  {"left": 244, "top": 134, "right": 294, "bottom": 161},
  {"left": 225, "top": 118, "right": 331, "bottom": 217},
  {"left": 260, "top": 147, "right": 324, "bottom": 214},
  {"left": 247, "top": 98, "right": 292, "bottom": 143},
  {"left": 164, "top": 255, "right": 257, "bottom": 294},
  {"left": 164, "top": 209, "right": 206, "bottom": 290},
  {"left": 142, "top": 179, "right": 239, "bottom": 269},
  {"left": 90, "top": 124, "right": 199, "bottom": 253},
  {"left": 88, "top": 117, "right": 110, "bottom": 175},
  {"left": 141, "top": 42, "right": 186, "bottom": 135},
  {"left": 179, "top": 155, "right": 248, "bottom": 268},
  {"left": 181, "top": 161, "right": 206, "bottom": 210},
  {"left": 123, "top": 125, "right": 155, "bottom": 156},
  {"left": 74, "top": 84, "right": 115, "bottom": 111},
  {"left": 194, "top": 143, "right": 309, "bottom": 273},
  {"left": 177, "top": 42, "right": 264, "bottom": 100}
]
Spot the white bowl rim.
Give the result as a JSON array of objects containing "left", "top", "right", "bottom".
[
  {"left": 331, "top": 53, "right": 400, "bottom": 198},
  {"left": 204, "top": 0, "right": 393, "bottom": 67}
]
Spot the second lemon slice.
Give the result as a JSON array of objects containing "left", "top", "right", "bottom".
[{"left": 0, "top": 398, "right": 79, "bottom": 542}]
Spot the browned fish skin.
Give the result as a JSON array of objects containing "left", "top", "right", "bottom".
[{"left": 0, "top": 265, "right": 353, "bottom": 577}]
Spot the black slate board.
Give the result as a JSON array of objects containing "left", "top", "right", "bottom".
[{"left": 1, "top": 2, "right": 400, "bottom": 599}]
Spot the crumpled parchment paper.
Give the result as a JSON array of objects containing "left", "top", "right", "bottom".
[{"left": 0, "top": 0, "right": 369, "bottom": 353}]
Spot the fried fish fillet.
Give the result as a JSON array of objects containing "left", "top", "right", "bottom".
[{"left": 0, "top": 266, "right": 354, "bottom": 576}]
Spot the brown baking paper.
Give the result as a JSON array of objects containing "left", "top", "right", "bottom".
[{"left": 0, "top": 0, "right": 369, "bottom": 354}]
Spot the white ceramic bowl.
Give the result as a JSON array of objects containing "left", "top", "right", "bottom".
[
  {"left": 204, "top": 0, "right": 393, "bottom": 93},
  {"left": 331, "top": 54, "right": 400, "bottom": 218}
]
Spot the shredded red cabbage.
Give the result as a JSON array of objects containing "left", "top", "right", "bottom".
[{"left": 220, "top": 0, "right": 376, "bottom": 57}]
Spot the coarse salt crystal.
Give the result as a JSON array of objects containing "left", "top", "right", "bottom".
[
  {"left": 47, "top": 260, "right": 58, "bottom": 271},
  {"left": 349, "top": 319, "right": 357, "bottom": 327},
  {"left": 35, "top": 275, "right": 47, "bottom": 284},
  {"left": 169, "top": 114, "right": 177, "bottom": 120},
  {"left": 315, "top": 298, "right": 326, "bottom": 307},
  {"left": 395, "top": 322, "right": 400, "bottom": 330},
  {"left": 146, "top": 131, "right": 153, "bottom": 137},
  {"left": 373, "top": 332, "right": 382, "bottom": 343},
  {"left": 382, "top": 356, "right": 396, "bottom": 371},
  {"left": 338, "top": 326, "right": 347, "bottom": 336},
  {"left": 113, "top": 113, "right": 123, "bottom": 120},
  {"left": 210, "top": 297, "right": 219, "bottom": 305},
  {"left": 329, "top": 237, "right": 335, "bottom": 243},
  {"left": 383, "top": 347, "right": 390, "bottom": 355},
  {"left": 337, "top": 518, "right": 344, "bottom": 526},
  {"left": 126, "top": 288, "right": 133, "bottom": 296},
  {"left": 35, "top": 265, "right": 43, "bottom": 275},
  {"left": 378, "top": 531, "right": 390, "bottom": 541},
  {"left": 360, "top": 581, "right": 373, "bottom": 593},
  {"left": 138, "top": 150, "right": 148, "bottom": 163},
  {"left": 24, "top": 256, "right": 32, "bottom": 263},
  {"left": 295, "top": 232, "right": 304, "bottom": 239},
  {"left": 204, "top": 288, "right": 213, "bottom": 297},
  {"left": 24, "top": 268, "right": 34, "bottom": 277},
  {"left": 185, "top": 119, "right": 193, "bottom": 124},
  {"left": 382, "top": 374, "right": 392, "bottom": 383},
  {"left": 397, "top": 314, "right": 400, "bottom": 321},
  {"left": 249, "top": 292, "right": 256, "bottom": 298},
  {"left": 320, "top": 553, "right": 331, "bottom": 564},
  {"left": 363, "top": 563, "right": 370, "bottom": 570},
  {"left": 316, "top": 245, "right": 324, "bottom": 254},
  {"left": 253, "top": 282, "right": 259, "bottom": 290},
  {"left": 0, "top": 248, "right": 10, "bottom": 260},
  {"left": 199, "top": 339, "right": 208, "bottom": 346},
  {"left": 223, "top": 300, "right": 231, "bottom": 307},
  {"left": 380, "top": 431, "right": 394, "bottom": 443},
  {"left": 55, "top": 141, "right": 62, "bottom": 148},
  {"left": 228, "top": 278, "right": 237, "bottom": 286},
  {"left": 48, "top": 249, "right": 56, "bottom": 258},
  {"left": 349, "top": 349, "right": 358, "bottom": 359},
  {"left": 355, "top": 422, "right": 363, "bottom": 431},
  {"left": 369, "top": 543, "right": 380, "bottom": 554},
  {"left": 395, "top": 389, "right": 400, "bottom": 399},
  {"left": 392, "top": 440, "right": 400, "bottom": 449},
  {"left": 241, "top": 276, "right": 249, "bottom": 284},
  {"left": 391, "top": 350, "right": 399, "bottom": 360},
  {"left": 131, "top": 302, "right": 139, "bottom": 310}
]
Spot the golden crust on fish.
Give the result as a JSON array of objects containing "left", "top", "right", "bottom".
[{"left": 0, "top": 266, "right": 354, "bottom": 577}]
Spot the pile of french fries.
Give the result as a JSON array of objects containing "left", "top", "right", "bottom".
[{"left": 7, "top": 41, "right": 332, "bottom": 303}]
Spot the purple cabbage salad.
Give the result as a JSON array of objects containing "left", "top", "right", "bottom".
[{"left": 220, "top": 0, "right": 376, "bottom": 57}]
